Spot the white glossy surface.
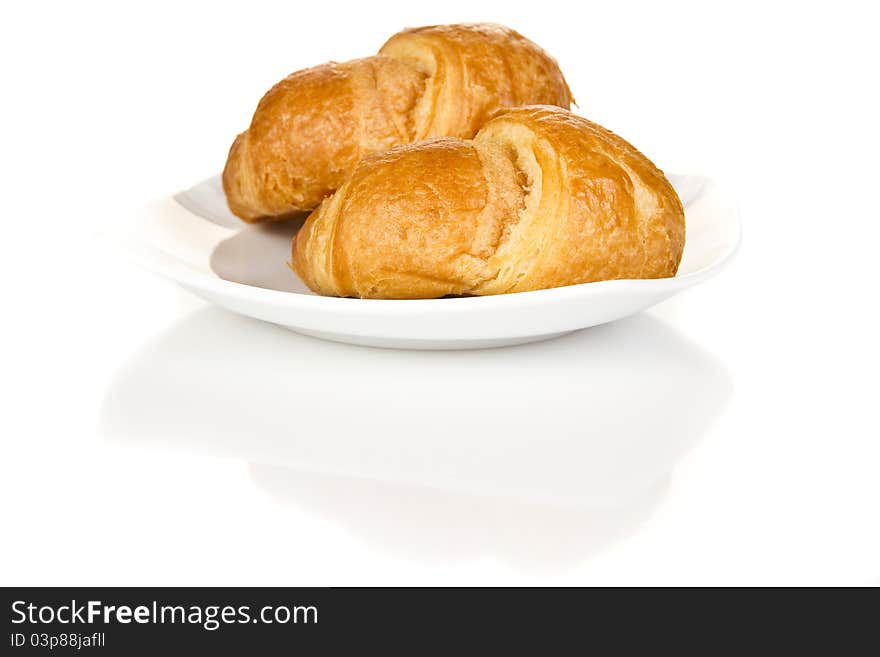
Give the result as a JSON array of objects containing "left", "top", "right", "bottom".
[
  {"left": 102, "top": 310, "right": 731, "bottom": 506},
  {"left": 2, "top": 1, "right": 878, "bottom": 586},
  {"left": 122, "top": 173, "right": 738, "bottom": 349}
]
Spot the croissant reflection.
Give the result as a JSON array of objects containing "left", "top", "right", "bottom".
[
  {"left": 101, "top": 309, "right": 730, "bottom": 568},
  {"left": 102, "top": 308, "right": 730, "bottom": 505},
  {"left": 249, "top": 464, "right": 671, "bottom": 571},
  {"left": 223, "top": 23, "right": 573, "bottom": 221}
]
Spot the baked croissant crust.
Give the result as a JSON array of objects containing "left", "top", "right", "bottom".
[
  {"left": 222, "top": 24, "right": 573, "bottom": 222},
  {"left": 292, "top": 106, "right": 685, "bottom": 299}
]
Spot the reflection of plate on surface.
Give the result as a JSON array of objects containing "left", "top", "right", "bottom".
[
  {"left": 119, "top": 173, "right": 739, "bottom": 349},
  {"left": 102, "top": 309, "right": 731, "bottom": 505}
]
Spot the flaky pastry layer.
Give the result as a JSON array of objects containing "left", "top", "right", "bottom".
[
  {"left": 223, "top": 24, "right": 573, "bottom": 222},
  {"left": 292, "top": 106, "right": 685, "bottom": 299}
]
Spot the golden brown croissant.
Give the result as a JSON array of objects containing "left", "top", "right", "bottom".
[
  {"left": 292, "top": 106, "right": 685, "bottom": 299},
  {"left": 223, "top": 24, "right": 573, "bottom": 222}
]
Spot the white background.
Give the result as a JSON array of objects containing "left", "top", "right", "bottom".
[{"left": 1, "top": 1, "right": 878, "bottom": 585}]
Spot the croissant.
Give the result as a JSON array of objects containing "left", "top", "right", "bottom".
[
  {"left": 292, "top": 105, "right": 685, "bottom": 299},
  {"left": 222, "top": 23, "right": 573, "bottom": 222}
]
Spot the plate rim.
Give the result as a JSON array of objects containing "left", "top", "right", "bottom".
[{"left": 119, "top": 172, "right": 741, "bottom": 314}]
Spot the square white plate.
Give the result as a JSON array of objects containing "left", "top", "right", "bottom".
[{"left": 119, "top": 173, "right": 739, "bottom": 349}]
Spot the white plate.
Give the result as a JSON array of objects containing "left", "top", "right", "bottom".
[{"left": 120, "top": 173, "right": 739, "bottom": 349}]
